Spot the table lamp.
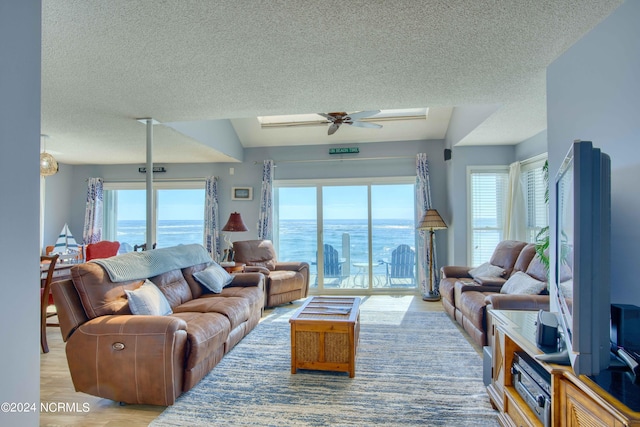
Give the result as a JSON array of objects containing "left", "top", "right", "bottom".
[
  {"left": 417, "top": 209, "right": 448, "bottom": 301},
  {"left": 221, "top": 212, "right": 248, "bottom": 261}
]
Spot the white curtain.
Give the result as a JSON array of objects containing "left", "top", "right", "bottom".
[
  {"left": 83, "top": 177, "right": 104, "bottom": 244},
  {"left": 257, "top": 160, "right": 274, "bottom": 240},
  {"left": 204, "top": 176, "right": 220, "bottom": 261},
  {"left": 504, "top": 161, "right": 527, "bottom": 241},
  {"left": 416, "top": 154, "right": 439, "bottom": 294}
]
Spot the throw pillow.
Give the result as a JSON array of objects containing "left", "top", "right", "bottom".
[
  {"left": 193, "top": 262, "right": 233, "bottom": 294},
  {"left": 125, "top": 279, "right": 173, "bottom": 316},
  {"left": 469, "top": 262, "right": 505, "bottom": 279},
  {"left": 500, "top": 271, "right": 547, "bottom": 295}
]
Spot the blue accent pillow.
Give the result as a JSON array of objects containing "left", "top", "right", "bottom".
[
  {"left": 193, "top": 263, "right": 233, "bottom": 294},
  {"left": 125, "top": 279, "right": 173, "bottom": 315}
]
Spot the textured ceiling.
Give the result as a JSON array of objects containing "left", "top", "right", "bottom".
[{"left": 41, "top": 1, "right": 623, "bottom": 164}]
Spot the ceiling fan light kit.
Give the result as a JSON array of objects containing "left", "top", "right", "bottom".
[{"left": 319, "top": 110, "right": 383, "bottom": 135}]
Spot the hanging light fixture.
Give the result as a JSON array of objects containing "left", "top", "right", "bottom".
[{"left": 40, "top": 134, "right": 59, "bottom": 176}]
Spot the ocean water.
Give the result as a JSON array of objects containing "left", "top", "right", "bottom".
[
  {"left": 116, "top": 219, "right": 416, "bottom": 274},
  {"left": 117, "top": 220, "right": 205, "bottom": 253}
]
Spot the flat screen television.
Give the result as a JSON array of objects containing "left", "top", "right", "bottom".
[{"left": 553, "top": 140, "right": 611, "bottom": 377}]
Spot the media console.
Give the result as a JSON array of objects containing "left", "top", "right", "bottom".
[{"left": 487, "top": 310, "right": 640, "bottom": 426}]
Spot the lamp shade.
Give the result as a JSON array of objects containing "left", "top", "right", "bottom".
[
  {"left": 221, "top": 212, "right": 248, "bottom": 232},
  {"left": 417, "top": 209, "right": 448, "bottom": 231},
  {"left": 40, "top": 134, "right": 59, "bottom": 176}
]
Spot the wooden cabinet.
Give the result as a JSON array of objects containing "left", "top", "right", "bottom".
[
  {"left": 488, "top": 310, "right": 640, "bottom": 427},
  {"left": 559, "top": 377, "right": 621, "bottom": 427}
]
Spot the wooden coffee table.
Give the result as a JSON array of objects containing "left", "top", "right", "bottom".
[{"left": 289, "top": 296, "right": 361, "bottom": 377}]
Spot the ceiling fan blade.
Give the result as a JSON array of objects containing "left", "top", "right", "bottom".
[
  {"left": 349, "top": 121, "right": 383, "bottom": 129},
  {"left": 346, "top": 110, "right": 381, "bottom": 121},
  {"left": 318, "top": 113, "right": 337, "bottom": 123},
  {"left": 328, "top": 123, "right": 340, "bottom": 135}
]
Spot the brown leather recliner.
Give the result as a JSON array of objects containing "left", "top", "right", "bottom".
[
  {"left": 440, "top": 241, "right": 551, "bottom": 347},
  {"left": 233, "top": 240, "right": 309, "bottom": 308},
  {"left": 51, "top": 245, "right": 265, "bottom": 406}
]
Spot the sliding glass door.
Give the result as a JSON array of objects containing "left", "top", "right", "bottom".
[{"left": 275, "top": 178, "right": 416, "bottom": 293}]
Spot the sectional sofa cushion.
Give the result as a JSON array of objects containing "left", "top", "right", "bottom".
[
  {"left": 500, "top": 271, "right": 546, "bottom": 295},
  {"left": 469, "top": 262, "right": 505, "bottom": 280},
  {"left": 193, "top": 263, "right": 233, "bottom": 293},
  {"left": 124, "top": 279, "right": 173, "bottom": 315}
]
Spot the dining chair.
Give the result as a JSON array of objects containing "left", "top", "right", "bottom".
[
  {"left": 85, "top": 240, "right": 120, "bottom": 261},
  {"left": 41, "top": 254, "right": 59, "bottom": 353}
]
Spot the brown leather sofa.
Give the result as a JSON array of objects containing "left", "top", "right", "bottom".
[
  {"left": 51, "top": 247, "right": 264, "bottom": 406},
  {"left": 440, "top": 241, "right": 550, "bottom": 347},
  {"left": 233, "top": 239, "right": 309, "bottom": 308}
]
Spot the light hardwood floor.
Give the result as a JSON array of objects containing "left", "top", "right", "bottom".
[{"left": 40, "top": 295, "right": 447, "bottom": 427}]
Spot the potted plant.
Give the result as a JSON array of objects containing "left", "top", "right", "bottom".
[{"left": 535, "top": 161, "right": 550, "bottom": 271}]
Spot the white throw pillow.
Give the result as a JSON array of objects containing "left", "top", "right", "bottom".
[
  {"left": 125, "top": 279, "right": 173, "bottom": 315},
  {"left": 193, "top": 262, "right": 233, "bottom": 294},
  {"left": 469, "top": 262, "right": 505, "bottom": 279},
  {"left": 500, "top": 271, "right": 547, "bottom": 295}
]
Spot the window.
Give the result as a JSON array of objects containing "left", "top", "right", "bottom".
[
  {"left": 521, "top": 159, "right": 548, "bottom": 243},
  {"left": 274, "top": 178, "right": 415, "bottom": 292},
  {"left": 103, "top": 182, "right": 205, "bottom": 252},
  {"left": 468, "top": 167, "right": 509, "bottom": 266}
]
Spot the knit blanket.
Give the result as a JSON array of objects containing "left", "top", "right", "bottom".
[{"left": 92, "top": 244, "right": 212, "bottom": 282}]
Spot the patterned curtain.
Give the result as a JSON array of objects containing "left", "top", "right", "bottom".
[
  {"left": 257, "top": 160, "right": 274, "bottom": 240},
  {"left": 204, "top": 176, "right": 220, "bottom": 260},
  {"left": 416, "top": 154, "right": 439, "bottom": 295},
  {"left": 83, "top": 177, "right": 104, "bottom": 244}
]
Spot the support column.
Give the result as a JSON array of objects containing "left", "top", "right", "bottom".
[{"left": 145, "top": 118, "right": 155, "bottom": 250}]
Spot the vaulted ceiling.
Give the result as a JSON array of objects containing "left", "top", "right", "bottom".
[{"left": 41, "top": 1, "right": 623, "bottom": 164}]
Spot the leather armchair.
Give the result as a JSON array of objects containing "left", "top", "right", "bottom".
[{"left": 233, "top": 240, "right": 309, "bottom": 308}]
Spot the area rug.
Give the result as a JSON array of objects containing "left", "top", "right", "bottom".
[{"left": 150, "top": 308, "right": 499, "bottom": 426}]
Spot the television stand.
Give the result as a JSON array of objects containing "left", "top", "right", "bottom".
[{"left": 487, "top": 310, "right": 640, "bottom": 426}]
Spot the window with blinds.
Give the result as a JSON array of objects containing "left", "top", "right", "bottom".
[
  {"left": 468, "top": 167, "right": 509, "bottom": 266},
  {"left": 521, "top": 161, "right": 548, "bottom": 243}
]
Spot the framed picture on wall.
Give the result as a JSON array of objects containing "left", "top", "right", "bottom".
[{"left": 232, "top": 187, "right": 253, "bottom": 200}]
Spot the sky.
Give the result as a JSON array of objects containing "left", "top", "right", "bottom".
[
  {"left": 117, "top": 189, "right": 205, "bottom": 221},
  {"left": 278, "top": 184, "right": 415, "bottom": 220},
  {"left": 116, "top": 184, "right": 415, "bottom": 222}
]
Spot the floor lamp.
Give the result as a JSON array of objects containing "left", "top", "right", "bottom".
[{"left": 417, "top": 209, "right": 448, "bottom": 301}]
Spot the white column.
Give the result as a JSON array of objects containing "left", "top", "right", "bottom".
[{"left": 145, "top": 119, "right": 155, "bottom": 249}]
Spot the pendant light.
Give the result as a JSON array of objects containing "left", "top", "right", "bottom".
[{"left": 40, "top": 134, "right": 58, "bottom": 176}]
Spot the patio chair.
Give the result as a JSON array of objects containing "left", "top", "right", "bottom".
[
  {"left": 381, "top": 244, "right": 416, "bottom": 286},
  {"left": 314, "top": 244, "right": 345, "bottom": 286}
]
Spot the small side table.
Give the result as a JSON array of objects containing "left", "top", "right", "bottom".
[{"left": 222, "top": 262, "right": 245, "bottom": 273}]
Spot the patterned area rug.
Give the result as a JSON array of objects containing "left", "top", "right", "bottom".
[{"left": 150, "top": 308, "right": 499, "bottom": 426}]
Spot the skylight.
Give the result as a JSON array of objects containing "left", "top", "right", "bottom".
[{"left": 258, "top": 108, "right": 428, "bottom": 126}]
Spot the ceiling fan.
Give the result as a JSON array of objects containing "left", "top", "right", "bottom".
[{"left": 318, "top": 110, "right": 382, "bottom": 135}]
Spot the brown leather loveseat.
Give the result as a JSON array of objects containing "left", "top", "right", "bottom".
[
  {"left": 440, "top": 241, "right": 550, "bottom": 347},
  {"left": 233, "top": 239, "right": 309, "bottom": 308},
  {"left": 51, "top": 244, "right": 264, "bottom": 406}
]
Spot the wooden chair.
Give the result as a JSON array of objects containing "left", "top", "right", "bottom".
[
  {"left": 381, "top": 244, "right": 416, "bottom": 286},
  {"left": 85, "top": 240, "right": 120, "bottom": 261},
  {"left": 41, "top": 254, "right": 59, "bottom": 353}
]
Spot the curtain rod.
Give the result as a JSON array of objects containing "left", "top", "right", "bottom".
[
  {"left": 254, "top": 155, "right": 416, "bottom": 165},
  {"left": 87, "top": 177, "right": 216, "bottom": 183}
]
